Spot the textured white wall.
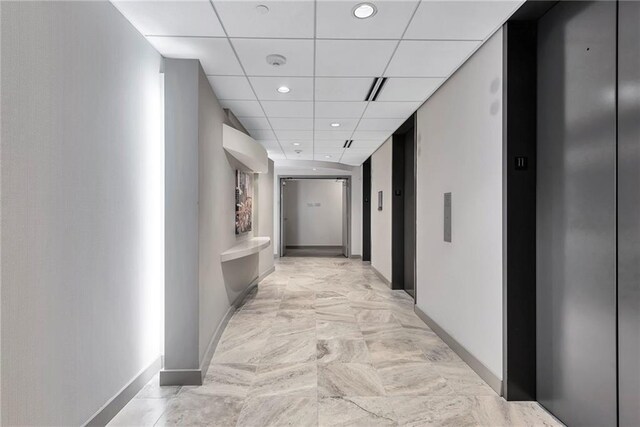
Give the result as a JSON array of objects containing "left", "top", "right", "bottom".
[
  {"left": 370, "top": 138, "right": 393, "bottom": 282},
  {"left": 1, "top": 2, "right": 164, "bottom": 424},
  {"left": 415, "top": 29, "right": 504, "bottom": 378},
  {"left": 284, "top": 180, "right": 344, "bottom": 246}
]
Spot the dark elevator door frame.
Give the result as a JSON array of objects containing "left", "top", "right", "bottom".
[{"left": 392, "top": 115, "right": 416, "bottom": 298}]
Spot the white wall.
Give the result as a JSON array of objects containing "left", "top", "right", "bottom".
[
  {"left": 415, "top": 29, "right": 504, "bottom": 378},
  {"left": 164, "top": 59, "right": 272, "bottom": 374},
  {"left": 1, "top": 2, "right": 164, "bottom": 424},
  {"left": 284, "top": 180, "right": 344, "bottom": 247},
  {"left": 273, "top": 165, "right": 362, "bottom": 257},
  {"left": 257, "top": 160, "right": 275, "bottom": 276},
  {"left": 370, "top": 138, "right": 393, "bottom": 282}
]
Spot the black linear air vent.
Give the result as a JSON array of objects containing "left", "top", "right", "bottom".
[
  {"left": 365, "top": 77, "right": 388, "bottom": 102},
  {"left": 343, "top": 140, "right": 353, "bottom": 148}
]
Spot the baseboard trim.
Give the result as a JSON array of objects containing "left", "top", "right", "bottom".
[
  {"left": 196, "top": 269, "right": 271, "bottom": 381},
  {"left": 349, "top": 254, "right": 362, "bottom": 259},
  {"left": 258, "top": 265, "right": 276, "bottom": 282},
  {"left": 198, "top": 304, "right": 236, "bottom": 376},
  {"left": 162, "top": 270, "right": 273, "bottom": 387},
  {"left": 85, "top": 357, "right": 161, "bottom": 426},
  {"left": 413, "top": 305, "right": 503, "bottom": 396},
  {"left": 370, "top": 265, "right": 391, "bottom": 288},
  {"left": 159, "top": 369, "right": 202, "bottom": 386},
  {"left": 285, "top": 245, "right": 343, "bottom": 249}
]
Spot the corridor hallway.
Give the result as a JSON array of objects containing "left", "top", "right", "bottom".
[{"left": 110, "top": 258, "right": 560, "bottom": 426}]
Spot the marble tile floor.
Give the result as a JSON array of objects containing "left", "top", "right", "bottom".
[{"left": 109, "top": 257, "right": 562, "bottom": 427}]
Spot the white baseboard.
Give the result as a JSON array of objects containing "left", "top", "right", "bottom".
[{"left": 85, "top": 357, "right": 161, "bottom": 426}]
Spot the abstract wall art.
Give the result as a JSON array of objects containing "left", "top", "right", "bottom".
[{"left": 235, "top": 170, "right": 253, "bottom": 234}]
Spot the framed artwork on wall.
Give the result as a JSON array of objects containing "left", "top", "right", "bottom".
[{"left": 235, "top": 170, "right": 253, "bottom": 234}]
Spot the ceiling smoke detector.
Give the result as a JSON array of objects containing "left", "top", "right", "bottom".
[{"left": 266, "top": 54, "right": 287, "bottom": 67}]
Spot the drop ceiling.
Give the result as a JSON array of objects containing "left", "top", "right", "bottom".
[{"left": 112, "top": 0, "right": 523, "bottom": 166}]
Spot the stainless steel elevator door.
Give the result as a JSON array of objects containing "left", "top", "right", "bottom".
[
  {"left": 537, "top": 2, "right": 618, "bottom": 426},
  {"left": 618, "top": 1, "right": 640, "bottom": 425}
]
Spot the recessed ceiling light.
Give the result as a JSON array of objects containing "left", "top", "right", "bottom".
[
  {"left": 330, "top": 122, "right": 340, "bottom": 127},
  {"left": 325, "top": 155, "right": 332, "bottom": 158},
  {"left": 256, "top": 4, "right": 269, "bottom": 15},
  {"left": 277, "top": 86, "right": 290, "bottom": 94},
  {"left": 353, "top": 3, "right": 377, "bottom": 19},
  {"left": 313, "top": 168, "right": 317, "bottom": 171},
  {"left": 292, "top": 142, "right": 300, "bottom": 146}
]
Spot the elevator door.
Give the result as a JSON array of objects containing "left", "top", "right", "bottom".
[
  {"left": 536, "top": 2, "right": 618, "bottom": 426},
  {"left": 392, "top": 117, "right": 416, "bottom": 298},
  {"left": 618, "top": 1, "right": 640, "bottom": 425}
]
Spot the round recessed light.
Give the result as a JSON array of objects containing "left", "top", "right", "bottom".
[
  {"left": 256, "top": 4, "right": 269, "bottom": 15},
  {"left": 353, "top": 2, "right": 377, "bottom": 19},
  {"left": 292, "top": 142, "right": 300, "bottom": 146},
  {"left": 313, "top": 168, "right": 318, "bottom": 171},
  {"left": 277, "top": 86, "right": 290, "bottom": 94},
  {"left": 325, "top": 155, "right": 332, "bottom": 159},
  {"left": 330, "top": 122, "right": 340, "bottom": 127}
]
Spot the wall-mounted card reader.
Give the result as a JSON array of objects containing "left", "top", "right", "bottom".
[{"left": 444, "top": 192, "right": 452, "bottom": 242}]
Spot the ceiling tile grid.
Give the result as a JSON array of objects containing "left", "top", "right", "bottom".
[{"left": 112, "top": 0, "right": 525, "bottom": 165}]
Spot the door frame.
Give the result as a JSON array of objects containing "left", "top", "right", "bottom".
[{"left": 279, "top": 176, "right": 352, "bottom": 258}]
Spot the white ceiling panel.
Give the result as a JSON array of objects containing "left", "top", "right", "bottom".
[
  {"left": 147, "top": 37, "right": 243, "bottom": 75},
  {"left": 357, "top": 118, "right": 407, "bottom": 131},
  {"left": 275, "top": 130, "right": 314, "bottom": 140},
  {"left": 112, "top": 1, "right": 225, "bottom": 37},
  {"left": 315, "top": 140, "right": 354, "bottom": 149},
  {"left": 262, "top": 101, "right": 313, "bottom": 118},
  {"left": 316, "top": 40, "right": 397, "bottom": 77},
  {"left": 220, "top": 100, "right": 264, "bottom": 117},
  {"left": 315, "top": 118, "right": 359, "bottom": 132},
  {"left": 362, "top": 101, "right": 422, "bottom": 119},
  {"left": 270, "top": 118, "right": 314, "bottom": 131},
  {"left": 249, "top": 77, "right": 313, "bottom": 101},
  {"left": 256, "top": 140, "right": 282, "bottom": 150},
  {"left": 385, "top": 40, "right": 480, "bottom": 77},
  {"left": 376, "top": 77, "right": 443, "bottom": 102},
  {"left": 286, "top": 151, "right": 314, "bottom": 160},
  {"left": 315, "top": 102, "right": 368, "bottom": 119},
  {"left": 351, "top": 130, "right": 393, "bottom": 140},
  {"left": 232, "top": 39, "right": 314, "bottom": 76},
  {"left": 237, "top": 116, "right": 270, "bottom": 130},
  {"left": 207, "top": 76, "right": 255, "bottom": 100},
  {"left": 213, "top": 1, "right": 315, "bottom": 39},
  {"left": 315, "top": 77, "right": 373, "bottom": 101},
  {"left": 282, "top": 141, "right": 313, "bottom": 149},
  {"left": 316, "top": 0, "right": 418, "bottom": 39},
  {"left": 405, "top": 1, "right": 522, "bottom": 40},
  {"left": 268, "top": 151, "right": 287, "bottom": 160},
  {"left": 248, "top": 129, "right": 276, "bottom": 140},
  {"left": 349, "top": 140, "right": 386, "bottom": 148},
  {"left": 315, "top": 130, "right": 354, "bottom": 140},
  {"left": 317, "top": 153, "right": 340, "bottom": 160}
]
